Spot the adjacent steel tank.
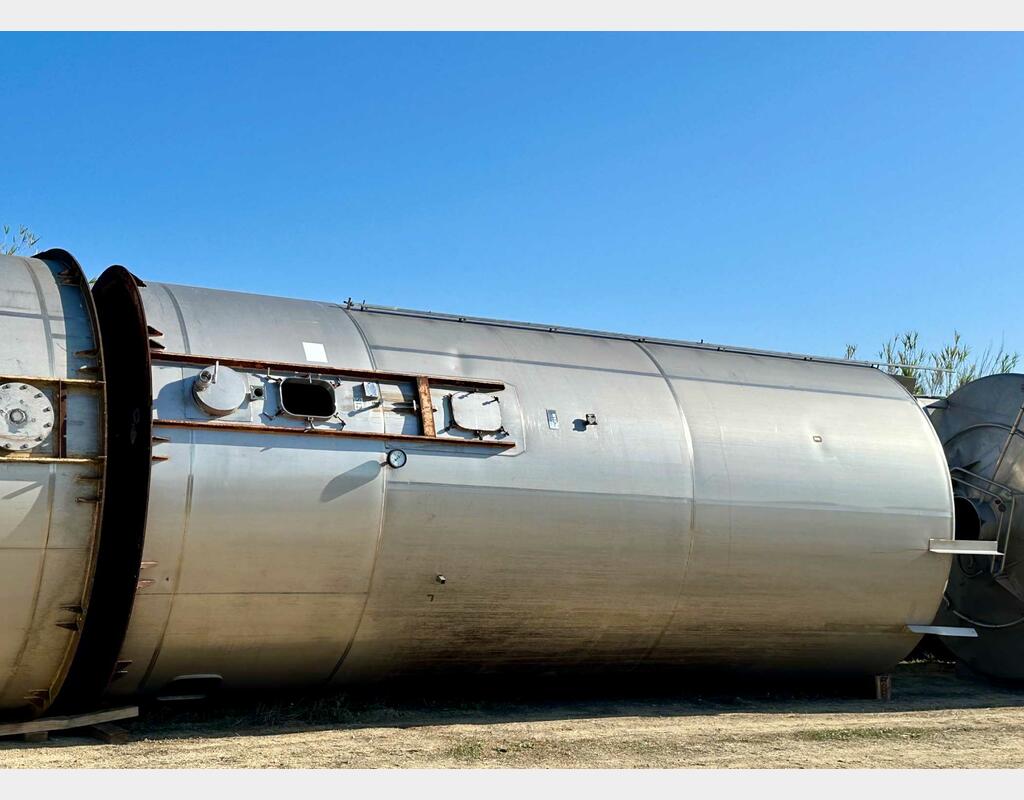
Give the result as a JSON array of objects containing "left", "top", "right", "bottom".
[
  {"left": 0, "top": 251, "right": 960, "bottom": 715},
  {"left": 0, "top": 251, "right": 106, "bottom": 718},
  {"left": 926, "top": 373, "right": 1024, "bottom": 680}
]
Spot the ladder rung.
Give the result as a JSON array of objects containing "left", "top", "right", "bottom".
[
  {"left": 907, "top": 624, "right": 978, "bottom": 638},
  {"left": 929, "top": 539, "right": 1002, "bottom": 555}
]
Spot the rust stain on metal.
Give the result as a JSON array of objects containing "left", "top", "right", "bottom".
[
  {"left": 0, "top": 373, "right": 102, "bottom": 388},
  {"left": 416, "top": 376, "right": 436, "bottom": 438},
  {"left": 0, "top": 456, "right": 104, "bottom": 465},
  {"left": 56, "top": 381, "right": 67, "bottom": 459}
]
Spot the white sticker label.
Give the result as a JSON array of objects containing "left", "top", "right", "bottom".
[
  {"left": 302, "top": 341, "right": 328, "bottom": 363},
  {"left": 546, "top": 409, "right": 559, "bottom": 430}
]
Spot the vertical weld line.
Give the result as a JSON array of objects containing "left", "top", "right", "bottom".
[
  {"left": 138, "top": 430, "right": 196, "bottom": 691},
  {"left": 633, "top": 341, "right": 699, "bottom": 663},
  {"left": 325, "top": 307, "right": 384, "bottom": 684},
  {"left": 24, "top": 258, "right": 57, "bottom": 377},
  {"left": 633, "top": 342, "right": 696, "bottom": 530},
  {"left": 325, "top": 457, "right": 388, "bottom": 684},
  {"left": 161, "top": 285, "right": 192, "bottom": 353},
  {"left": 340, "top": 307, "right": 379, "bottom": 369}
]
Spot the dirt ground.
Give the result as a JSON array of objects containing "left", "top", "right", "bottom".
[{"left": 2, "top": 661, "right": 1024, "bottom": 768}]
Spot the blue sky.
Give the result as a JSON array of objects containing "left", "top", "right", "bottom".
[{"left": 2, "top": 33, "right": 1022, "bottom": 360}]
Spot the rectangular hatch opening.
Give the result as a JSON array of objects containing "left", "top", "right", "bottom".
[{"left": 280, "top": 378, "right": 336, "bottom": 419}]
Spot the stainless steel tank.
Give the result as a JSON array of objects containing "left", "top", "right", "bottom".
[
  {"left": 0, "top": 251, "right": 962, "bottom": 714},
  {"left": 926, "top": 374, "right": 1024, "bottom": 680},
  {"left": 99, "top": 265, "right": 955, "bottom": 699},
  {"left": 0, "top": 251, "right": 106, "bottom": 717}
]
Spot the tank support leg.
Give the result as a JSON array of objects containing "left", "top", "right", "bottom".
[{"left": 874, "top": 674, "right": 893, "bottom": 701}]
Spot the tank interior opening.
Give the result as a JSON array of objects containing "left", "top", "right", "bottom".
[
  {"left": 954, "top": 496, "right": 982, "bottom": 541},
  {"left": 280, "top": 378, "right": 336, "bottom": 418}
]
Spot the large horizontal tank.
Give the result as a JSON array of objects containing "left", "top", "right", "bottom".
[
  {"left": 0, "top": 251, "right": 960, "bottom": 715},
  {"left": 96, "top": 263, "right": 955, "bottom": 701}
]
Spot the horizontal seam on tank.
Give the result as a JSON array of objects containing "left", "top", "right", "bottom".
[
  {"left": 388, "top": 482, "right": 689, "bottom": 502},
  {"left": 365, "top": 346, "right": 906, "bottom": 401},
  {"left": 386, "top": 481, "right": 947, "bottom": 514},
  {"left": 347, "top": 306, "right": 880, "bottom": 372},
  {"left": 135, "top": 591, "right": 371, "bottom": 597},
  {"left": 699, "top": 499, "right": 952, "bottom": 515},
  {"left": 368, "top": 344, "right": 662, "bottom": 378}
]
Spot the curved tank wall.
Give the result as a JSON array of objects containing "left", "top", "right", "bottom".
[
  {"left": 95, "top": 273, "right": 955, "bottom": 697},
  {"left": 0, "top": 252, "right": 106, "bottom": 718}
]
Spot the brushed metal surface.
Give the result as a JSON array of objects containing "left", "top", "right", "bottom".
[
  {"left": 107, "top": 279, "right": 954, "bottom": 694},
  {"left": 0, "top": 253, "right": 106, "bottom": 716}
]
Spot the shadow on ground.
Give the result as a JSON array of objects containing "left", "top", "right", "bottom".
[{"left": 7, "top": 659, "right": 1017, "bottom": 750}]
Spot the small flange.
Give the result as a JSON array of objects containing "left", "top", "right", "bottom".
[
  {"left": 0, "top": 382, "right": 54, "bottom": 451},
  {"left": 192, "top": 364, "right": 249, "bottom": 417}
]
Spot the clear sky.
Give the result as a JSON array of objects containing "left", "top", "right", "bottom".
[{"left": 3, "top": 33, "right": 1022, "bottom": 361}]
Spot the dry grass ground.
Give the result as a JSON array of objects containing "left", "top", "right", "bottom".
[{"left": 2, "top": 662, "right": 1023, "bottom": 768}]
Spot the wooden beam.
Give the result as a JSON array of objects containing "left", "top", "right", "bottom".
[{"left": 0, "top": 706, "right": 138, "bottom": 739}]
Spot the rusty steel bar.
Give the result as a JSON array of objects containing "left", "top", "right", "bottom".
[
  {"left": 0, "top": 374, "right": 103, "bottom": 388},
  {"left": 152, "top": 418, "right": 515, "bottom": 448},
  {"left": 0, "top": 456, "right": 104, "bottom": 465},
  {"left": 55, "top": 380, "right": 67, "bottom": 459}
]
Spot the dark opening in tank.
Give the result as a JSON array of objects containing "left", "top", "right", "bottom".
[
  {"left": 954, "top": 496, "right": 982, "bottom": 541},
  {"left": 280, "top": 378, "right": 336, "bottom": 418}
]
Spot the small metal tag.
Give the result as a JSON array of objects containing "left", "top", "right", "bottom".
[{"left": 546, "top": 409, "right": 559, "bottom": 430}]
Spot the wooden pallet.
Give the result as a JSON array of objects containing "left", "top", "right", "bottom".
[{"left": 0, "top": 706, "right": 138, "bottom": 743}]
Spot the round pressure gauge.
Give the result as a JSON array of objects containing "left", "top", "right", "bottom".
[{"left": 386, "top": 448, "right": 407, "bottom": 469}]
